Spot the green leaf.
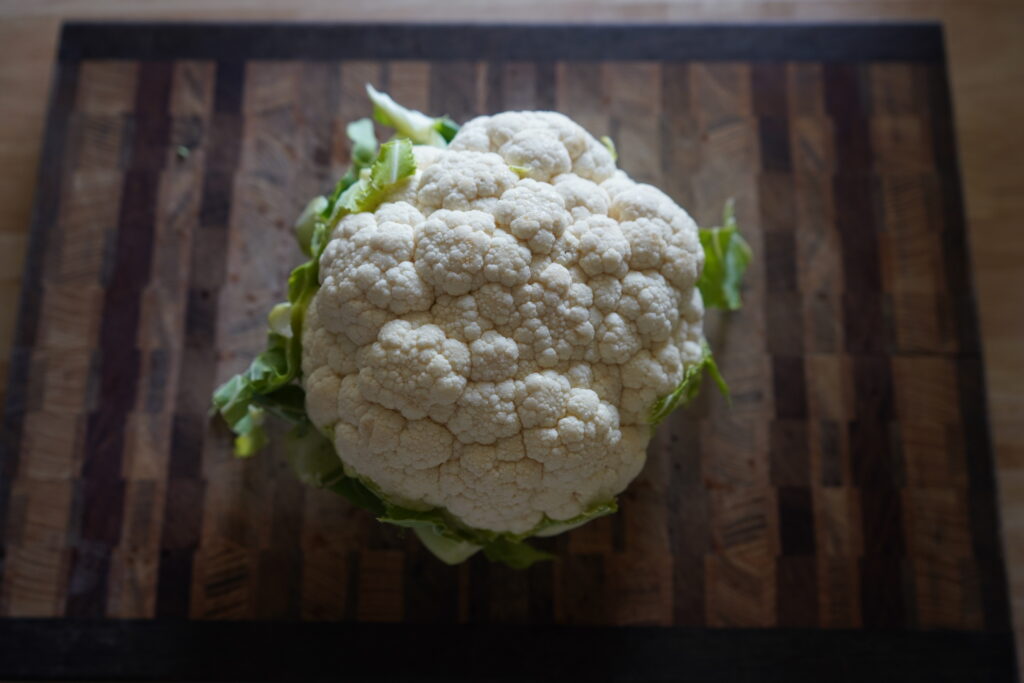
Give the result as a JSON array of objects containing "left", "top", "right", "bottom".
[
  {"left": 267, "top": 302, "right": 292, "bottom": 338},
  {"left": 347, "top": 118, "right": 378, "bottom": 166},
  {"left": 482, "top": 537, "right": 554, "bottom": 570},
  {"left": 531, "top": 500, "right": 618, "bottom": 538},
  {"left": 285, "top": 420, "right": 344, "bottom": 487},
  {"left": 433, "top": 116, "right": 461, "bottom": 143},
  {"left": 648, "top": 339, "right": 729, "bottom": 426},
  {"left": 326, "top": 477, "right": 387, "bottom": 517},
  {"left": 600, "top": 135, "right": 618, "bottom": 163},
  {"left": 366, "top": 83, "right": 452, "bottom": 147},
  {"left": 697, "top": 199, "right": 752, "bottom": 311},
  {"left": 322, "top": 118, "right": 378, "bottom": 220},
  {"left": 293, "top": 196, "right": 327, "bottom": 256},
  {"left": 233, "top": 405, "right": 267, "bottom": 458},
  {"left": 413, "top": 526, "right": 481, "bottom": 565},
  {"left": 508, "top": 165, "right": 531, "bottom": 178},
  {"left": 255, "top": 385, "right": 309, "bottom": 424},
  {"left": 338, "top": 138, "right": 417, "bottom": 215}
]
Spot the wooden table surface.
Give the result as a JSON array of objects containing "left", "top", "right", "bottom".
[{"left": 0, "top": 0, "right": 1020, "bottom": 670}]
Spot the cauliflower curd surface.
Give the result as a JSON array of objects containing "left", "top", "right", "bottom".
[{"left": 302, "top": 111, "right": 705, "bottom": 534}]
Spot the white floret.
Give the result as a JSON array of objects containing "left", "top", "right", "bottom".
[
  {"left": 416, "top": 151, "right": 518, "bottom": 213},
  {"left": 357, "top": 319, "right": 469, "bottom": 422},
  {"left": 494, "top": 179, "right": 572, "bottom": 255},
  {"left": 554, "top": 174, "right": 610, "bottom": 220},
  {"left": 414, "top": 209, "right": 495, "bottom": 296}
]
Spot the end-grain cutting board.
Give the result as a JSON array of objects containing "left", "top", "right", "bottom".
[{"left": 0, "top": 22, "right": 1015, "bottom": 681}]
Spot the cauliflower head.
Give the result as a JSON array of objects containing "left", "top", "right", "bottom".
[{"left": 302, "top": 111, "right": 706, "bottom": 536}]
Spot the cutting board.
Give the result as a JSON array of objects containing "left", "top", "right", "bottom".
[{"left": 0, "top": 22, "right": 1015, "bottom": 681}]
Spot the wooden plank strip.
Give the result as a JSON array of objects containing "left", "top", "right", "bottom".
[
  {"left": 787, "top": 62, "right": 863, "bottom": 628},
  {"left": 753, "top": 62, "right": 817, "bottom": 628},
  {"left": 605, "top": 61, "right": 662, "bottom": 185},
  {"left": 249, "top": 60, "right": 340, "bottom": 622},
  {"left": 824, "top": 63, "right": 907, "bottom": 628},
  {"left": 64, "top": 60, "right": 173, "bottom": 618},
  {"left": 356, "top": 550, "right": 404, "bottom": 622},
  {"left": 430, "top": 61, "right": 480, "bottom": 125},
  {"left": 155, "top": 59, "right": 244, "bottom": 618},
  {"left": 1, "top": 480, "right": 75, "bottom": 617},
  {"left": 660, "top": 62, "right": 697, "bottom": 211},
  {"left": 689, "top": 61, "right": 773, "bottom": 628},
  {"left": 0, "top": 59, "right": 79, "bottom": 613},
  {"left": 107, "top": 61, "right": 216, "bottom": 619},
  {"left": 555, "top": 61, "right": 607, "bottom": 145},
  {"left": 2, "top": 155, "right": 121, "bottom": 614}
]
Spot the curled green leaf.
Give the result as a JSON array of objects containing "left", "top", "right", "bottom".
[
  {"left": 267, "top": 303, "right": 292, "bottom": 338},
  {"left": 322, "top": 118, "right": 378, "bottom": 220},
  {"left": 531, "top": 500, "right": 618, "bottom": 538},
  {"left": 285, "top": 420, "right": 344, "bottom": 488},
  {"left": 697, "top": 199, "right": 752, "bottom": 311},
  {"left": 483, "top": 537, "right": 554, "bottom": 570},
  {"left": 648, "top": 339, "right": 729, "bottom": 427},
  {"left": 366, "top": 83, "right": 457, "bottom": 147},
  {"left": 337, "top": 138, "right": 417, "bottom": 215},
  {"left": 413, "top": 526, "right": 482, "bottom": 565}
]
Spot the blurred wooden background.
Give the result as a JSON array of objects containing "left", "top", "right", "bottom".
[{"left": 0, "top": 0, "right": 1020, "bottom": 666}]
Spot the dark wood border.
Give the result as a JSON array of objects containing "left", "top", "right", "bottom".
[
  {"left": 0, "top": 619, "right": 1017, "bottom": 682},
  {"left": 57, "top": 21, "right": 946, "bottom": 62},
  {"left": 0, "top": 21, "right": 1016, "bottom": 682}
]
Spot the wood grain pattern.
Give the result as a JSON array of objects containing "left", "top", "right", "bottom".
[
  {"left": 0, "top": 25, "right": 1011, "bottom": 651},
  {"left": 0, "top": 10, "right": 1020, "bottom": 668}
]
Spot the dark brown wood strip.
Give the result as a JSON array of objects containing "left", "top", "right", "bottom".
[
  {"left": 660, "top": 62, "right": 697, "bottom": 210},
  {"left": 778, "top": 487, "right": 815, "bottom": 555},
  {"left": 155, "top": 60, "right": 244, "bottom": 618},
  {"left": 665, "top": 418, "right": 708, "bottom": 626},
  {"left": 64, "top": 61, "right": 173, "bottom": 618},
  {"left": 484, "top": 61, "right": 503, "bottom": 114},
  {"left": 770, "top": 420, "right": 809, "bottom": 487},
  {"left": 534, "top": 61, "right": 555, "bottom": 110},
  {"left": 499, "top": 62, "right": 535, "bottom": 111},
  {"left": 555, "top": 62, "right": 607, "bottom": 154},
  {"left": 606, "top": 62, "right": 662, "bottom": 185},
  {"left": 825, "top": 63, "right": 906, "bottom": 628},
  {"left": 429, "top": 61, "right": 480, "bottom": 124}
]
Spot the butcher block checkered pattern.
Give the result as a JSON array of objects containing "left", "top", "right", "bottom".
[{"left": 0, "top": 26, "right": 1008, "bottom": 636}]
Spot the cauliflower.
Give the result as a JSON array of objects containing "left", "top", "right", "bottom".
[{"left": 213, "top": 87, "right": 747, "bottom": 568}]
